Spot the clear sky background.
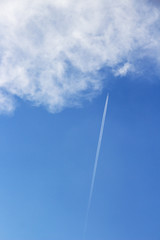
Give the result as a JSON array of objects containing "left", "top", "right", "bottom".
[
  {"left": 0, "top": 72, "right": 160, "bottom": 240},
  {"left": 0, "top": 0, "right": 160, "bottom": 240}
]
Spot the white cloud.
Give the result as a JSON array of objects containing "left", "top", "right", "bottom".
[
  {"left": 114, "top": 63, "right": 133, "bottom": 77},
  {"left": 0, "top": 91, "right": 15, "bottom": 114},
  {"left": 0, "top": 0, "right": 160, "bottom": 113}
]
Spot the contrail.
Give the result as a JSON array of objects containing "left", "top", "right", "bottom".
[{"left": 83, "top": 93, "right": 109, "bottom": 239}]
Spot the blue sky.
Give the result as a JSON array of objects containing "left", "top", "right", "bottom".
[
  {"left": 0, "top": 72, "right": 160, "bottom": 240},
  {"left": 0, "top": 0, "right": 160, "bottom": 240}
]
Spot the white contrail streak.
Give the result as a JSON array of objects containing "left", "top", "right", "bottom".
[{"left": 83, "top": 93, "right": 109, "bottom": 239}]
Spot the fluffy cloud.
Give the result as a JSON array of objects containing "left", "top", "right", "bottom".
[{"left": 0, "top": 0, "right": 160, "bottom": 113}]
